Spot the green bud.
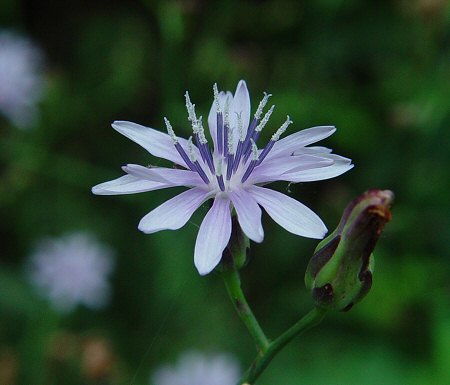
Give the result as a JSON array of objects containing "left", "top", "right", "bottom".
[
  {"left": 217, "top": 216, "right": 250, "bottom": 272},
  {"left": 305, "top": 189, "right": 394, "bottom": 311}
]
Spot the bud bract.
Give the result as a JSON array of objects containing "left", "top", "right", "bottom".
[
  {"left": 217, "top": 216, "right": 250, "bottom": 272},
  {"left": 305, "top": 189, "right": 394, "bottom": 311}
]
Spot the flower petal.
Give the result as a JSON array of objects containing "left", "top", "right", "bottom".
[
  {"left": 194, "top": 196, "right": 232, "bottom": 275},
  {"left": 123, "top": 164, "right": 204, "bottom": 187},
  {"left": 92, "top": 174, "right": 168, "bottom": 195},
  {"left": 138, "top": 187, "right": 213, "bottom": 234},
  {"left": 266, "top": 126, "right": 336, "bottom": 161},
  {"left": 112, "top": 121, "right": 199, "bottom": 167},
  {"left": 230, "top": 189, "right": 264, "bottom": 243},
  {"left": 282, "top": 155, "right": 354, "bottom": 182},
  {"left": 230, "top": 80, "right": 251, "bottom": 152},
  {"left": 249, "top": 155, "right": 334, "bottom": 184},
  {"left": 293, "top": 146, "right": 333, "bottom": 155},
  {"left": 248, "top": 185, "right": 327, "bottom": 239}
]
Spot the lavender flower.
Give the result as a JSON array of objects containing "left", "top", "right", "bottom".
[
  {"left": 152, "top": 351, "right": 240, "bottom": 385},
  {"left": 26, "top": 232, "right": 115, "bottom": 313},
  {"left": 0, "top": 31, "right": 45, "bottom": 128},
  {"left": 92, "top": 80, "right": 353, "bottom": 275}
]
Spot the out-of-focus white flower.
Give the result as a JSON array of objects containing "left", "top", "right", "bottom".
[
  {"left": 152, "top": 351, "right": 241, "bottom": 385},
  {"left": 0, "top": 30, "right": 45, "bottom": 128},
  {"left": 26, "top": 232, "right": 115, "bottom": 313}
]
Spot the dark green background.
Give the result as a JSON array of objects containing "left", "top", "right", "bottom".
[{"left": 1, "top": 0, "right": 449, "bottom": 384}]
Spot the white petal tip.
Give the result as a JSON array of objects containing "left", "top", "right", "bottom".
[
  {"left": 194, "top": 253, "right": 222, "bottom": 276},
  {"left": 91, "top": 185, "right": 110, "bottom": 195},
  {"left": 91, "top": 186, "right": 101, "bottom": 194},
  {"left": 253, "top": 235, "right": 264, "bottom": 243},
  {"left": 313, "top": 226, "right": 328, "bottom": 239},
  {"left": 237, "top": 79, "right": 247, "bottom": 87},
  {"left": 196, "top": 268, "right": 211, "bottom": 276},
  {"left": 137, "top": 221, "right": 158, "bottom": 234},
  {"left": 195, "top": 262, "right": 216, "bottom": 276}
]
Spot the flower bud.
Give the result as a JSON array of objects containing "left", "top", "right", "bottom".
[
  {"left": 305, "top": 189, "right": 394, "bottom": 311},
  {"left": 217, "top": 216, "right": 250, "bottom": 272}
]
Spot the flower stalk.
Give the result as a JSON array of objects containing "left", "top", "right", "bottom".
[
  {"left": 221, "top": 269, "right": 270, "bottom": 354},
  {"left": 239, "top": 307, "right": 327, "bottom": 385},
  {"left": 222, "top": 265, "right": 328, "bottom": 385}
]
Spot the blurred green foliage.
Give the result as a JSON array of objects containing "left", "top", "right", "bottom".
[{"left": 1, "top": 0, "right": 449, "bottom": 384}]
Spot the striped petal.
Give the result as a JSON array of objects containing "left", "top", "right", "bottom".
[
  {"left": 138, "top": 188, "right": 213, "bottom": 234},
  {"left": 282, "top": 155, "right": 354, "bottom": 182},
  {"left": 194, "top": 196, "right": 232, "bottom": 275},
  {"left": 112, "top": 121, "right": 200, "bottom": 167},
  {"left": 230, "top": 189, "right": 264, "bottom": 243},
  {"left": 266, "top": 126, "right": 336, "bottom": 161},
  {"left": 248, "top": 185, "right": 327, "bottom": 239},
  {"left": 123, "top": 164, "right": 204, "bottom": 187},
  {"left": 230, "top": 80, "right": 251, "bottom": 152},
  {"left": 92, "top": 174, "right": 169, "bottom": 195}
]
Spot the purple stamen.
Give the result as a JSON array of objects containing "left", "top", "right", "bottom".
[
  {"left": 232, "top": 140, "right": 245, "bottom": 173},
  {"left": 243, "top": 131, "right": 262, "bottom": 163},
  {"left": 256, "top": 140, "right": 275, "bottom": 166},
  {"left": 226, "top": 154, "right": 234, "bottom": 180},
  {"left": 203, "top": 145, "right": 215, "bottom": 174},
  {"left": 241, "top": 160, "right": 257, "bottom": 183},
  {"left": 173, "top": 141, "right": 209, "bottom": 184},
  {"left": 193, "top": 160, "right": 210, "bottom": 184},
  {"left": 217, "top": 112, "right": 223, "bottom": 155},
  {"left": 217, "top": 174, "right": 225, "bottom": 191},
  {"left": 223, "top": 123, "right": 229, "bottom": 158},
  {"left": 194, "top": 133, "right": 207, "bottom": 163},
  {"left": 174, "top": 142, "right": 197, "bottom": 172}
]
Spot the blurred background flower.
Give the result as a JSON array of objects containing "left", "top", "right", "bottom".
[
  {"left": 151, "top": 350, "right": 241, "bottom": 385},
  {"left": 0, "top": 0, "right": 449, "bottom": 384},
  {"left": 0, "top": 30, "right": 45, "bottom": 128},
  {"left": 26, "top": 232, "right": 115, "bottom": 313}
]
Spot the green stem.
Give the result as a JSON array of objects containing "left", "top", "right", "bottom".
[
  {"left": 239, "top": 307, "right": 327, "bottom": 384},
  {"left": 221, "top": 269, "right": 270, "bottom": 353}
]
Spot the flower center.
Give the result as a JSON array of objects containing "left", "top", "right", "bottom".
[{"left": 164, "top": 84, "right": 293, "bottom": 193}]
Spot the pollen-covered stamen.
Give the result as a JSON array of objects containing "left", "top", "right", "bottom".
[
  {"left": 193, "top": 116, "right": 215, "bottom": 174},
  {"left": 164, "top": 117, "right": 178, "bottom": 144},
  {"left": 242, "top": 104, "right": 275, "bottom": 163},
  {"left": 272, "top": 115, "right": 292, "bottom": 141},
  {"left": 255, "top": 104, "right": 275, "bottom": 133},
  {"left": 187, "top": 136, "right": 210, "bottom": 184},
  {"left": 223, "top": 120, "right": 229, "bottom": 158},
  {"left": 213, "top": 83, "right": 221, "bottom": 113},
  {"left": 187, "top": 136, "right": 196, "bottom": 162},
  {"left": 165, "top": 118, "right": 197, "bottom": 173},
  {"left": 256, "top": 115, "right": 292, "bottom": 166},
  {"left": 186, "top": 93, "right": 210, "bottom": 164},
  {"left": 242, "top": 92, "right": 271, "bottom": 152},
  {"left": 241, "top": 139, "right": 259, "bottom": 183},
  {"left": 185, "top": 91, "right": 197, "bottom": 123},
  {"left": 254, "top": 92, "right": 272, "bottom": 120},
  {"left": 192, "top": 117, "right": 206, "bottom": 162}
]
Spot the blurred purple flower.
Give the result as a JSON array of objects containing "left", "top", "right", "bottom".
[
  {"left": 92, "top": 80, "right": 353, "bottom": 275},
  {"left": 152, "top": 351, "right": 241, "bottom": 385},
  {"left": 0, "top": 30, "right": 45, "bottom": 128},
  {"left": 26, "top": 232, "right": 114, "bottom": 313}
]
